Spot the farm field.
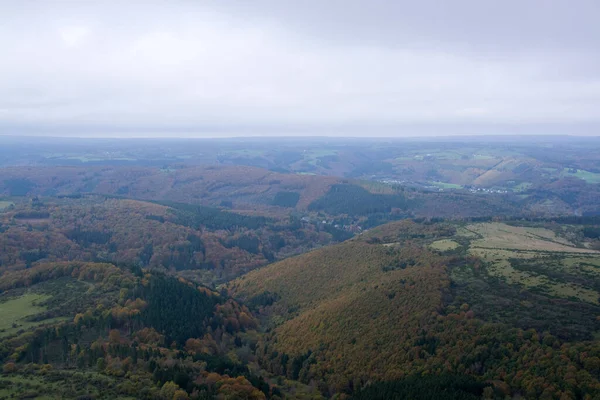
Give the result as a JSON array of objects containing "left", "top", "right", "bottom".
[
  {"left": 465, "top": 222, "right": 590, "bottom": 252},
  {"left": 461, "top": 222, "right": 600, "bottom": 304}
]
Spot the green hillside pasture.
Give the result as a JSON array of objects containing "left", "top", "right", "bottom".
[
  {"left": 469, "top": 248, "right": 600, "bottom": 304},
  {"left": 430, "top": 239, "right": 461, "bottom": 251},
  {"left": 562, "top": 168, "right": 600, "bottom": 184},
  {"left": 0, "top": 293, "right": 65, "bottom": 337},
  {"left": 466, "top": 222, "right": 589, "bottom": 252},
  {"left": 462, "top": 222, "right": 600, "bottom": 304},
  {"left": 430, "top": 181, "right": 463, "bottom": 189}
]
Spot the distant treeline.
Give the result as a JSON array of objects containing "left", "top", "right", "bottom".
[
  {"left": 308, "top": 184, "right": 411, "bottom": 215},
  {"left": 13, "top": 210, "right": 50, "bottom": 219},
  {"left": 158, "top": 201, "right": 269, "bottom": 230}
]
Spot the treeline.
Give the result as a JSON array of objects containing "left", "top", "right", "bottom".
[
  {"left": 308, "top": 184, "right": 411, "bottom": 215},
  {"left": 13, "top": 210, "right": 50, "bottom": 219},
  {"left": 161, "top": 201, "right": 269, "bottom": 230}
]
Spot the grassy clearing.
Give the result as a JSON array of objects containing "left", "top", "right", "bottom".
[
  {"left": 562, "top": 168, "right": 600, "bottom": 184},
  {"left": 465, "top": 223, "right": 600, "bottom": 304},
  {"left": 512, "top": 182, "right": 532, "bottom": 192},
  {"left": 467, "top": 222, "right": 595, "bottom": 253},
  {"left": 430, "top": 181, "right": 463, "bottom": 189},
  {"left": 0, "top": 201, "right": 14, "bottom": 210},
  {"left": 0, "top": 293, "right": 66, "bottom": 337},
  {"left": 469, "top": 247, "right": 600, "bottom": 304},
  {"left": 562, "top": 256, "right": 600, "bottom": 275},
  {"left": 456, "top": 226, "right": 480, "bottom": 238},
  {"left": 429, "top": 239, "right": 461, "bottom": 251},
  {"left": 427, "top": 151, "right": 463, "bottom": 160}
]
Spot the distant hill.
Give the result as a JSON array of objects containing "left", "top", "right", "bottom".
[
  {"left": 0, "top": 165, "right": 338, "bottom": 212},
  {"left": 2, "top": 164, "right": 599, "bottom": 225}
]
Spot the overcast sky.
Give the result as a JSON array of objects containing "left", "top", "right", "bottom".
[{"left": 1, "top": 0, "right": 600, "bottom": 137}]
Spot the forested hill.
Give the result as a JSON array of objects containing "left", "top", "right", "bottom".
[
  {"left": 0, "top": 261, "right": 292, "bottom": 399},
  {"left": 230, "top": 218, "right": 600, "bottom": 398},
  {"left": 0, "top": 196, "right": 345, "bottom": 285},
  {"left": 0, "top": 165, "right": 338, "bottom": 212},
  {"left": 3, "top": 164, "right": 598, "bottom": 225}
]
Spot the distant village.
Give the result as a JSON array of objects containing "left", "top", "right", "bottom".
[
  {"left": 378, "top": 178, "right": 509, "bottom": 194},
  {"left": 300, "top": 215, "right": 363, "bottom": 233}
]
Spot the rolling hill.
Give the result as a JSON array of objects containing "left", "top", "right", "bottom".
[
  {"left": 230, "top": 219, "right": 600, "bottom": 398},
  {"left": 0, "top": 196, "right": 346, "bottom": 286},
  {"left": 0, "top": 165, "right": 338, "bottom": 213}
]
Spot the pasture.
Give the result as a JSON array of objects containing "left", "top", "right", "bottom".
[
  {"left": 463, "top": 222, "right": 600, "bottom": 304},
  {"left": 0, "top": 293, "right": 59, "bottom": 337},
  {"left": 430, "top": 181, "right": 463, "bottom": 189},
  {"left": 429, "top": 239, "right": 461, "bottom": 251},
  {"left": 562, "top": 168, "right": 600, "bottom": 184},
  {"left": 467, "top": 222, "right": 592, "bottom": 252}
]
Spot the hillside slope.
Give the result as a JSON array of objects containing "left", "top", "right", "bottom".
[
  {"left": 0, "top": 262, "right": 285, "bottom": 399},
  {"left": 0, "top": 165, "right": 338, "bottom": 212},
  {"left": 230, "top": 219, "right": 600, "bottom": 398},
  {"left": 0, "top": 196, "right": 344, "bottom": 285}
]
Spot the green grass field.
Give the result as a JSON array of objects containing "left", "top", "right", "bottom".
[
  {"left": 429, "top": 239, "right": 461, "bottom": 251},
  {"left": 430, "top": 181, "right": 463, "bottom": 189},
  {"left": 560, "top": 168, "right": 600, "bottom": 184},
  {"left": 0, "top": 293, "right": 66, "bottom": 337},
  {"left": 511, "top": 182, "right": 532, "bottom": 192},
  {"left": 461, "top": 223, "right": 600, "bottom": 304}
]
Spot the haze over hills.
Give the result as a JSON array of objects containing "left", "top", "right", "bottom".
[
  {"left": 2, "top": 136, "right": 600, "bottom": 216},
  {"left": 1, "top": 136, "right": 600, "bottom": 399}
]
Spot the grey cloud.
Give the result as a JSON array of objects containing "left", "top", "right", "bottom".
[{"left": 0, "top": 0, "right": 599, "bottom": 136}]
